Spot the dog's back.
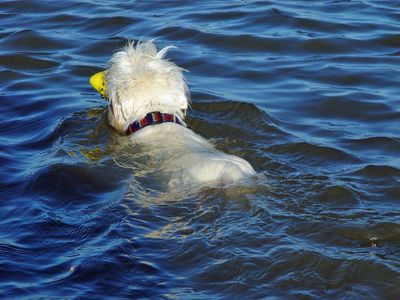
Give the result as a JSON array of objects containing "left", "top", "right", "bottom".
[{"left": 131, "top": 123, "right": 256, "bottom": 187}]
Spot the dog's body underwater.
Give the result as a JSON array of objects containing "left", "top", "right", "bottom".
[{"left": 95, "top": 41, "right": 256, "bottom": 187}]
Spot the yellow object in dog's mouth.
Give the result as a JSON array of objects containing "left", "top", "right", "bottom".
[{"left": 89, "top": 70, "right": 107, "bottom": 99}]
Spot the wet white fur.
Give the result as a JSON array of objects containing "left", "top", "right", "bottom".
[{"left": 105, "top": 41, "right": 256, "bottom": 186}]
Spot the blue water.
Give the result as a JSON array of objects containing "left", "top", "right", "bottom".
[{"left": 1, "top": 1, "right": 399, "bottom": 299}]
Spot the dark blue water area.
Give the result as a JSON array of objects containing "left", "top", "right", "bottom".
[{"left": 1, "top": 0, "right": 400, "bottom": 299}]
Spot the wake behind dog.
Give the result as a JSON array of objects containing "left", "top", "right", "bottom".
[{"left": 90, "top": 41, "right": 256, "bottom": 188}]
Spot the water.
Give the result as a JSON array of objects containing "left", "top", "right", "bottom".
[{"left": 1, "top": 0, "right": 399, "bottom": 298}]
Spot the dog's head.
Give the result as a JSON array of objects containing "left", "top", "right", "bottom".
[{"left": 99, "top": 41, "right": 190, "bottom": 132}]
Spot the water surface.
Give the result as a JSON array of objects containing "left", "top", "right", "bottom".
[{"left": 1, "top": 0, "right": 399, "bottom": 299}]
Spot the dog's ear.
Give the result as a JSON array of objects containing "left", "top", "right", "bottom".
[{"left": 177, "top": 94, "right": 189, "bottom": 111}]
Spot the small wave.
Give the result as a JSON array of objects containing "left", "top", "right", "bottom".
[
  {"left": 341, "top": 136, "right": 400, "bottom": 156},
  {"left": 348, "top": 164, "right": 400, "bottom": 178},
  {"left": 308, "top": 96, "right": 395, "bottom": 121},
  {"left": 313, "top": 185, "right": 361, "bottom": 207},
  {"left": 42, "top": 13, "right": 86, "bottom": 28},
  {"left": 190, "top": 100, "right": 286, "bottom": 139},
  {"left": 1, "top": 29, "right": 72, "bottom": 52},
  {"left": 28, "top": 163, "right": 124, "bottom": 204},
  {"left": 267, "top": 141, "right": 360, "bottom": 166},
  {"left": 187, "top": 10, "right": 248, "bottom": 22},
  {"left": 0, "top": 53, "right": 59, "bottom": 72},
  {"left": 83, "top": 16, "right": 136, "bottom": 35}
]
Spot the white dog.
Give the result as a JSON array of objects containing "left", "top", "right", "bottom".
[{"left": 90, "top": 41, "right": 256, "bottom": 187}]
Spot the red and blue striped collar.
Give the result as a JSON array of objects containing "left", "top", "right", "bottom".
[{"left": 125, "top": 112, "right": 184, "bottom": 135}]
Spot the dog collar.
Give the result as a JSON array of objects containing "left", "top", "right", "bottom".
[{"left": 125, "top": 112, "right": 184, "bottom": 135}]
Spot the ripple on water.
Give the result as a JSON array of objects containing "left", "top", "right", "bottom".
[
  {"left": 83, "top": 16, "right": 138, "bottom": 35},
  {"left": 312, "top": 185, "right": 362, "bottom": 208},
  {"left": 349, "top": 164, "right": 400, "bottom": 179},
  {"left": 1, "top": 29, "right": 73, "bottom": 52},
  {"left": 0, "top": 54, "right": 59, "bottom": 72},
  {"left": 267, "top": 141, "right": 361, "bottom": 169},
  {"left": 341, "top": 136, "right": 400, "bottom": 155},
  {"left": 29, "top": 163, "right": 124, "bottom": 204},
  {"left": 311, "top": 97, "right": 395, "bottom": 121}
]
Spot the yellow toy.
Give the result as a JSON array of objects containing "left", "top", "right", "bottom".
[{"left": 89, "top": 70, "right": 107, "bottom": 99}]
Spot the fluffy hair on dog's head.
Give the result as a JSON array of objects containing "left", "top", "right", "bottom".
[{"left": 105, "top": 41, "right": 189, "bottom": 132}]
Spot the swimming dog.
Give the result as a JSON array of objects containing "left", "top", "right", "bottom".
[{"left": 90, "top": 41, "right": 256, "bottom": 187}]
